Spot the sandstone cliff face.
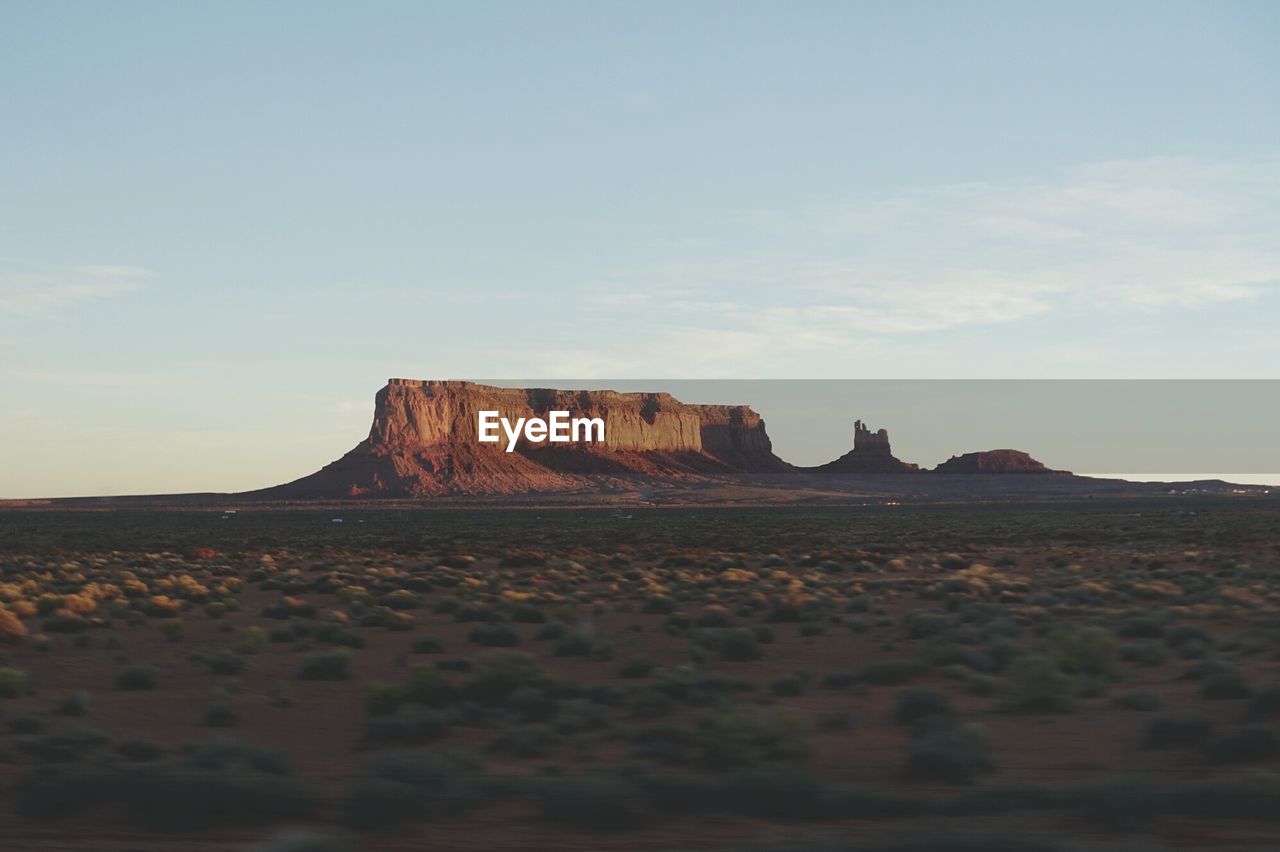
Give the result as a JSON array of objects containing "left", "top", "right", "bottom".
[
  {"left": 694, "top": 404, "right": 791, "bottom": 473},
  {"left": 932, "top": 449, "right": 1066, "bottom": 474},
  {"left": 810, "top": 420, "right": 919, "bottom": 474},
  {"left": 260, "top": 380, "right": 789, "bottom": 497},
  {"left": 252, "top": 381, "right": 1070, "bottom": 499},
  {"left": 370, "top": 380, "right": 706, "bottom": 452}
]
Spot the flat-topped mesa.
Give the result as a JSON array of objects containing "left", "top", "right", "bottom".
[
  {"left": 371, "top": 380, "right": 704, "bottom": 453},
  {"left": 811, "top": 420, "right": 920, "bottom": 474},
  {"left": 248, "top": 384, "right": 1072, "bottom": 499},
  {"left": 255, "top": 379, "right": 789, "bottom": 497},
  {"left": 932, "top": 449, "right": 1069, "bottom": 474},
  {"left": 693, "top": 404, "right": 789, "bottom": 472}
]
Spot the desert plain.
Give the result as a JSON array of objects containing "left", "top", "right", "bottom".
[{"left": 0, "top": 497, "right": 1278, "bottom": 851}]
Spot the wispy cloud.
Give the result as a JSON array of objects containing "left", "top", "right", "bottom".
[
  {"left": 589, "top": 157, "right": 1280, "bottom": 350},
  {"left": 0, "top": 367, "right": 176, "bottom": 390},
  {"left": 0, "top": 263, "right": 151, "bottom": 317}
]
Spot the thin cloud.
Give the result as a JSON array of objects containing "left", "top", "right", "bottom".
[
  {"left": 0, "top": 264, "right": 150, "bottom": 317},
  {"left": 0, "top": 368, "right": 176, "bottom": 390},
  {"left": 591, "top": 157, "right": 1280, "bottom": 350},
  {"left": 568, "top": 156, "right": 1280, "bottom": 376}
]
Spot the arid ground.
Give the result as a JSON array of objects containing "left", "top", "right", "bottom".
[{"left": 1, "top": 497, "right": 1279, "bottom": 851}]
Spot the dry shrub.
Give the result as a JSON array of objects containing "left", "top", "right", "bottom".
[{"left": 0, "top": 607, "right": 28, "bottom": 641}]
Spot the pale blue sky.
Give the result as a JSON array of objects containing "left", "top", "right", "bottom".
[{"left": 2, "top": 1, "right": 1278, "bottom": 496}]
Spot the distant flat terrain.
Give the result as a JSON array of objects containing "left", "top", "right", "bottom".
[{"left": 0, "top": 501, "right": 1278, "bottom": 849}]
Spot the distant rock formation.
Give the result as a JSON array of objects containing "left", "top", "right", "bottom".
[
  {"left": 246, "top": 380, "right": 1080, "bottom": 499},
  {"left": 253, "top": 379, "right": 791, "bottom": 497},
  {"left": 810, "top": 420, "right": 919, "bottom": 474},
  {"left": 932, "top": 449, "right": 1067, "bottom": 474}
]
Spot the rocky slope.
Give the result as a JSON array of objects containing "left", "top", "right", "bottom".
[
  {"left": 932, "top": 449, "right": 1067, "bottom": 474},
  {"left": 255, "top": 380, "right": 790, "bottom": 497},
  {"left": 250, "top": 380, "right": 1082, "bottom": 499},
  {"left": 810, "top": 420, "right": 920, "bottom": 474}
]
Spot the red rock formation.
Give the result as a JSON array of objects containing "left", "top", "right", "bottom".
[
  {"left": 932, "top": 449, "right": 1067, "bottom": 474},
  {"left": 256, "top": 380, "right": 789, "bottom": 497},
  {"left": 696, "top": 405, "right": 790, "bottom": 473},
  {"left": 811, "top": 420, "right": 919, "bottom": 474},
  {"left": 250, "top": 381, "right": 1076, "bottom": 499}
]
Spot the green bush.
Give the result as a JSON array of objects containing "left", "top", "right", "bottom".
[
  {"left": 342, "top": 777, "right": 422, "bottom": 829},
  {"left": 116, "top": 739, "right": 165, "bottom": 761},
  {"left": 399, "top": 665, "right": 462, "bottom": 708},
  {"left": 1072, "top": 776, "right": 1169, "bottom": 831},
  {"left": 860, "top": 660, "right": 925, "bottom": 685},
  {"left": 465, "top": 652, "right": 552, "bottom": 705},
  {"left": 409, "top": 634, "right": 445, "bottom": 654},
  {"left": 905, "top": 720, "right": 994, "bottom": 784},
  {"left": 552, "top": 632, "right": 593, "bottom": 656},
  {"left": 16, "top": 741, "right": 316, "bottom": 829},
  {"left": 7, "top": 715, "right": 43, "bottom": 734},
  {"left": 771, "top": 672, "right": 807, "bottom": 697},
  {"left": 534, "top": 622, "right": 568, "bottom": 641},
  {"left": 209, "top": 651, "right": 246, "bottom": 676},
  {"left": 1165, "top": 624, "right": 1211, "bottom": 650},
  {"left": 363, "top": 705, "right": 453, "bottom": 745},
  {"left": 1246, "top": 684, "right": 1280, "bottom": 721},
  {"left": 1119, "top": 641, "right": 1167, "bottom": 666},
  {"left": 1143, "top": 714, "right": 1213, "bottom": 748},
  {"left": 55, "top": 690, "right": 91, "bottom": 717},
  {"left": 0, "top": 666, "right": 34, "bottom": 698},
  {"left": 15, "top": 727, "right": 110, "bottom": 762},
  {"left": 1111, "top": 691, "right": 1163, "bottom": 712},
  {"left": 314, "top": 624, "right": 366, "bottom": 648},
  {"left": 295, "top": 651, "right": 351, "bottom": 681},
  {"left": 819, "top": 671, "right": 858, "bottom": 690},
  {"left": 697, "top": 706, "right": 812, "bottom": 769},
  {"left": 894, "top": 687, "right": 956, "bottom": 726},
  {"left": 488, "top": 723, "right": 560, "bottom": 758},
  {"left": 641, "top": 596, "right": 677, "bottom": 615},
  {"left": 1201, "top": 671, "right": 1253, "bottom": 700},
  {"left": 114, "top": 665, "right": 159, "bottom": 691},
  {"left": 342, "top": 753, "right": 487, "bottom": 829},
  {"left": 202, "top": 703, "right": 240, "bottom": 727},
  {"left": 722, "top": 766, "right": 833, "bottom": 820},
  {"left": 14, "top": 763, "right": 117, "bottom": 819},
  {"left": 1050, "top": 626, "right": 1119, "bottom": 678},
  {"left": 236, "top": 627, "right": 268, "bottom": 655},
  {"left": 1205, "top": 727, "right": 1280, "bottom": 764},
  {"left": 1116, "top": 616, "right": 1165, "bottom": 638},
  {"left": 718, "top": 628, "right": 763, "bottom": 662},
  {"left": 468, "top": 624, "right": 520, "bottom": 648},
  {"left": 618, "top": 655, "right": 656, "bottom": 678},
  {"left": 510, "top": 603, "right": 547, "bottom": 624},
  {"left": 694, "top": 609, "right": 733, "bottom": 628},
  {"left": 536, "top": 774, "right": 640, "bottom": 830},
  {"left": 1002, "top": 655, "right": 1072, "bottom": 713}
]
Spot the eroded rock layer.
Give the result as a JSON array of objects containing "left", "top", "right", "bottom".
[
  {"left": 810, "top": 420, "right": 919, "bottom": 474},
  {"left": 258, "top": 380, "right": 790, "bottom": 497},
  {"left": 932, "top": 449, "right": 1066, "bottom": 474}
]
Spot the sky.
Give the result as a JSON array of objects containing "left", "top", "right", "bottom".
[{"left": 1, "top": 1, "right": 1278, "bottom": 497}]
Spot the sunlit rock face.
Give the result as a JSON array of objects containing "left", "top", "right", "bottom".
[{"left": 256, "top": 379, "right": 790, "bottom": 497}]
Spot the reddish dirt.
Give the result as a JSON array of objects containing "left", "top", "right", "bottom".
[{"left": 1, "top": 502, "right": 1278, "bottom": 850}]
